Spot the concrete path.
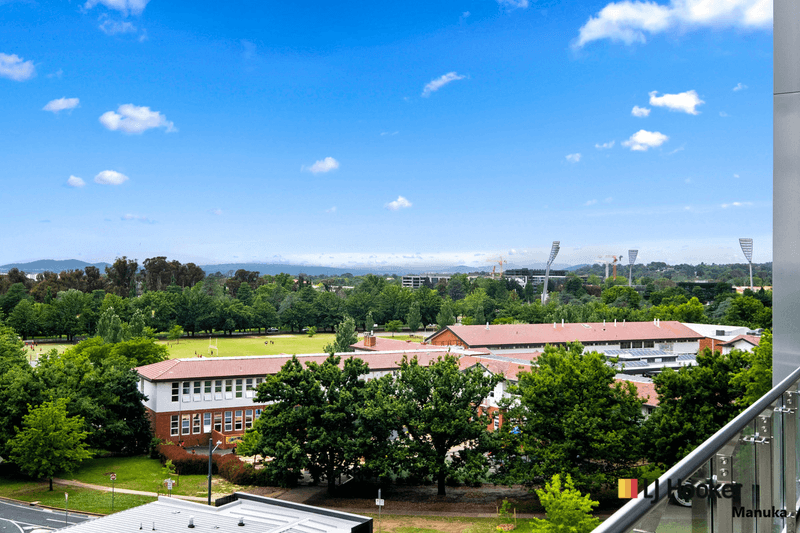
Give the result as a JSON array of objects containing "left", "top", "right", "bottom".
[{"left": 53, "top": 478, "right": 211, "bottom": 502}]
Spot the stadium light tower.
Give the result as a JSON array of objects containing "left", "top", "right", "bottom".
[
  {"left": 541, "top": 241, "right": 560, "bottom": 304},
  {"left": 628, "top": 250, "right": 638, "bottom": 287},
  {"left": 739, "top": 238, "right": 753, "bottom": 289}
]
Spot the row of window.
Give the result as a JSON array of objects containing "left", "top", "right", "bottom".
[
  {"left": 169, "top": 409, "right": 263, "bottom": 436},
  {"left": 170, "top": 378, "right": 264, "bottom": 403}
]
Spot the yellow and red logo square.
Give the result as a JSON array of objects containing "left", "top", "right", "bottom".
[{"left": 618, "top": 479, "right": 638, "bottom": 499}]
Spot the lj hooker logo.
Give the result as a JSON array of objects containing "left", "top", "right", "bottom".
[{"left": 618, "top": 478, "right": 742, "bottom": 504}]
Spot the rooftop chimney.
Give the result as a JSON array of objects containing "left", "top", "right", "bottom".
[
  {"left": 561, "top": 319, "right": 564, "bottom": 327},
  {"left": 614, "top": 319, "right": 617, "bottom": 327},
  {"left": 486, "top": 322, "right": 490, "bottom": 330}
]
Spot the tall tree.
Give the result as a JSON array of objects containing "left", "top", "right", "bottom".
[
  {"left": 501, "top": 342, "right": 644, "bottom": 490},
  {"left": 394, "top": 355, "right": 502, "bottom": 495},
  {"left": 96, "top": 307, "right": 125, "bottom": 343},
  {"left": 406, "top": 302, "right": 422, "bottom": 333},
  {"left": 323, "top": 317, "right": 358, "bottom": 353},
  {"left": 10, "top": 398, "right": 92, "bottom": 490},
  {"left": 643, "top": 348, "right": 748, "bottom": 467},
  {"left": 436, "top": 300, "right": 455, "bottom": 330},
  {"left": 252, "top": 354, "right": 372, "bottom": 493},
  {"left": 105, "top": 257, "right": 138, "bottom": 297}
]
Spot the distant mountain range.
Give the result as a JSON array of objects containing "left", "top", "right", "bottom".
[{"left": 1, "top": 259, "right": 580, "bottom": 277}]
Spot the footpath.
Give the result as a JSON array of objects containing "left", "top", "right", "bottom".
[{"left": 51, "top": 478, "right": 286, "bottom": 503}]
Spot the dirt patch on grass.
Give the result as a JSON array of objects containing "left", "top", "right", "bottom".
[{"left": 379, "top": 517, "right": 477, "bottom": 533}]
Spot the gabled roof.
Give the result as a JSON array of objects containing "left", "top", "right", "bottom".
[
  {"left": 459, "top": 354, "right": 537, "bottom": 381},
  {"left": 136, "top": 350, "right": 456, "bottom": 381},
  {"left": 616, "top": 378, "right": 659, "bottom": 407},
  {"left": 431, "top": 321, "right": 702, "bottom": 348},
  {"left": 718, "top": 335, "right": 761, "bottom": 347},
  {"left": 351, "top": 336, "right": 427, "bottom": 351}
]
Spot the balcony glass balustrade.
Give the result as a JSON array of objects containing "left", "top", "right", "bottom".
[{"left": 595, "top": 365, "right": 800, "bottom": 533}]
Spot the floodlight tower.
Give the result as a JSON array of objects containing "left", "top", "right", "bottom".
[
  {"left": 541, "top": 241, "right": 560, "bottom": 304},
  {"left": 628, "top": 250, "right": 638, "bottom": 287},
  {"left": 739, "top": 238, "right": 754, "bottom": 289}
]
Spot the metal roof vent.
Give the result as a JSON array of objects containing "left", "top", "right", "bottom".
[
  {"left": 189, "top": 516, "right": 195, "bottom": 528},
  {"left": 238, "top": 516, "right": 245, "bottom": 527}
]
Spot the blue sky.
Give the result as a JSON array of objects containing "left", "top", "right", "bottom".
[{"left": 1, "top": 0, "right": 772, "bottom": 269}]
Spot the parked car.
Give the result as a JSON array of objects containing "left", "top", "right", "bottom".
[{"left": 267, "top": 328, "right": 279, "bottom": 333}]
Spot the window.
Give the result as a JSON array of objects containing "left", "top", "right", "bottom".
[
  {"left": 225, "top": 380, "right": 233, "bottom": 399},
  {"left": 183, "top": 382, "right": 190, "bottom": 395},
  {"left": 203, "top": 412, "right": 212, "bottom": 433},
  {"left": 644, "top": 340, "right": 655, "bottom": 348},
  {"left": 172, "top": 382, "right": 179, "bottom": 402},
  {"left": 620, "top": 341, "right": 632, "bottom": 349},
  {"left": 245, "top": 378, "right": 254, "bottom": 398},
  {"left": 215, "top": 380, "right": 223, "bottom": 400},
  {"left": 245, "top": 409, "right": 253, "bottom": 429},
  {"left": 193, "top": 381, "right": 202, "bottom": 401},
  {"left": 171, "top": 415, "right": 179, "bottom": 436},
  {"left": 235, "top": 379, "right": 243, "bottom": 398},
  {"left": 192, "top": 413, "right": 201, "bottom": 434},
  {"left": 255, "top": 377, "right": 263, "bottom": 387},
  {"left": 493, "top": 416, "right": 499, "bottom": 430},
  {"left": 632, "top": 341, "right": 643, "bottom": 349},
  {"left": 224, "top": 411, "right": 232, "bottom": 432},
  {"left": 255, "top": 409, "right": 262, "bottom": 419},
  {"left": 182, "top": 414, "right": 190, "bottom": 435},
  {"left": 214, "top": 413, "right": 222, "bottom": 432},
  {"left": 204, "top": 381, "right": 212, "bottom": 400},
  {"left": 194, "top": 381, "right": 201, "bottom": 394},
  {"left": 235, "top": 410, "right": 243, "bottom": 431}
]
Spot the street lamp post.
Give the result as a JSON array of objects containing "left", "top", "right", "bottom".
[{"left": 208, "top": 438, "right": 222, "bottom": 505}]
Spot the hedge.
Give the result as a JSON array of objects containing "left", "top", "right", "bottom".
[{"left": 155, "top": 444, "right": 274, "bottom": 486}]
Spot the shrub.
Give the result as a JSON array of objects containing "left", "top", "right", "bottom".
[{"left": 155, "top": 444, "right": 276, "bottom": 486}]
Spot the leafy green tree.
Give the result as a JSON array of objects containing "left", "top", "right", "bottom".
[
  {"left": 731, "top": 331, "right": 772, "bottom": 407},
  {"left": 105, "top": 256, "right": 138, "bottom": 297},
  {"left": 435, "top": 300, "right": 455, "bottom": 330},
  {"left": 97, "top": 307, "right": 125, "bottom": 343},
  {"left": 0, "top": 324, "right": 42, "bottom": 457},
  {"left": 406, "top": 302, "right": 422, "bottom": 333},
  {"left": 529, "top": 474, "right": 600, "bottom": 533},
  {"left": 51, "top": 289, "right": 89, "bottom": 341},
  {"left": 365, "top": 310, "right": 375, "bottom": 332},
  {"left": 724, "top": 295, "right": 772, "bottom": 330},
  {"left": 8, "top": 299, "right": 39, "bottom": 340},
  {"left": 167, "top": 324, "right": 184, "bottom": 342},
  {"left": 643, "top": 348, "right": 748, "bottom": 466},
  {"left": 252, "top": 354, "right": 372, "bottom": 493},
  {"left": 128, "top": 309, "right": 148, "bottom": 338},
  {"left": 385, "top": 320, "right": 403, "bottom": 336},
  {"left": 306, "top": 325, "right": 317, "bottom": 337},
  {"left": 601, "top": 285, "right": 641, "bottom": 309},
  {"left": 0, "top": 283, "right": 31, "bottom": 317},
  {"left": 10, "top": 398, "right": 92, "bottom": 490},
  {"left": 394, "top": 355, "right": 502, "bottom": 495},
  {"left": 236, "top": 282, "right": 254, "bottom": 306},
  {"left": 501, "top": 343, "right": 643, "bottom": 490},
  {"left": 323, "top": 317, "right": 358, "bottom": 353}
]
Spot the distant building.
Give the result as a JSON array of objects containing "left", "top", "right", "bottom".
[
  {"left": 401, "top": 273, "right": 451, "bottom": 289},
  {"left": 426, "top": 320, "right": 703, "bottom": 354},
  {"left": 682, "top": 323, "right": 763, "bottom": 354},
  {"left": 504, "top": 268, "right": 568, "bottom": 288}
]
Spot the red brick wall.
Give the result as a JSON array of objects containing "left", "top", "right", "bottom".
[
  {"left": 698, "top": 337, "right": 721, "bottom": 354},
  {"left": 428, "top": 329, "right": 467, "bottom": 348},
  {"left": 147, "top": 405, "right": 266, "bottom": 449}
]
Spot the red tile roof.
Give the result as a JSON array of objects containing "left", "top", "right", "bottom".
[
  {"left": 136, "top": 350, "right": 456, "bottom": 381},
  {"left": 434, "top": 321, "right": 702, "bottom": 348},
  {"left": 616, "top": 379, "right": 659, "bottom": 407},
  {"left": 459, "top": 354, "right": 538, "bottom": 381},
  {"left": 718, "top": 335, "right": 761, "bottom": 347}
]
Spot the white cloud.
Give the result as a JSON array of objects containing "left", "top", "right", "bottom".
[
  {"left": 574, "top": 0, "right": 772, "bottom": 48},
  {"left": 43, "top": 97, "right": 80, "bottom": 113},
  {"left": 385, "top": 196, "right": 412, "bottom": 210},
  {"left": 734, "top": 173, "right": 740, "bottom": 178},
  {"left": 0, "top": 53, "right": 35, "bottom": 81},
  {"left": 631, "top": 105, "right": 650, "bottom": 117},
  {"left": 462, "top": 11, "right": 471, "bottom": 18},
  {"left": 306, "top": 157, "right": 340, "bottom": 174},
  {"left": 497, "top": 0, "right": 529, "bottom": 8},
  {"left": 422, "top": 72, "right": 466, "bottom": 97},
  {"left": 99, "top": 104, "right": 175, "bottom": 134},
  {"left": 83, "top": 0, "right": 149, "bottom": 16},
  {"left": 721, "top": 201, "right": 753, "bottom": 208},
  {"left": 622, "top": 129, "right": 669, "bottom": 151},
  {"left": 595, "top": 140, "right": 615, "bottom": 149},
  {"left": 121, "top": 213, "right": 155, "bottom": 223},
  {"left": 733, "top": 82, "right": 748, "bottom": 91},
  {"left": 211, "top": 208, "right": 223, "bottom": 216},
  {"left": 649, "top": 90, "right": 704, "bottom": 114},
  {"left": 604, "top": 197, "right": 613, "bottom": 203},
  {"left": 585, "top": 199, "right": 598, "bottom": 206},
  {"left": 566, "top": 153, "right": 582, "bottom": 163},
  {"left": 326, "top": 206, "right": 337, "bottom": 213},
  {"left": 67, "top": 175, "right": 86, "bottom": 187},
  {"left": 380, "top": 131, "right": 399, "bottom": 136},
  {"left": 99, "top": 18, "right": 137, "bottom": 35},
  {"left": 685, "top": 177, "right": 692, "bottom": 183},
  {"left": 47, "top": 69, "right": 63, "bottom": 79},
  {"left": 95, "top": 170, "right": 129, "bottom": 185},
  {"left": 719, "top": 111, "right": 728, "bottom": 117}
]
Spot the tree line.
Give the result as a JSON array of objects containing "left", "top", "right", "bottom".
[{"left": 0, "top": 257, "right": 772, "bottom": 343}]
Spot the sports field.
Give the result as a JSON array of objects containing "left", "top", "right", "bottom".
[{"left": 159, "top": 334, "right": 336, "bottom": 359}]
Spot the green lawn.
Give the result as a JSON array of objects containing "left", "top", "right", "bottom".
[
  {"left": 0, "top": 478, "right": 156, "bottom": 514},
  {"left": 370, "top": 515, "right": 539, "bottom": 533},
  {"left": 161, "top": 334, "right": 336, "bottom": 359},
  {"left": 67, "top": 456, "right": 243, "bottom": 497},
  {"left": 22, "top": 343, "right": 72, "bottom": 362}
]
